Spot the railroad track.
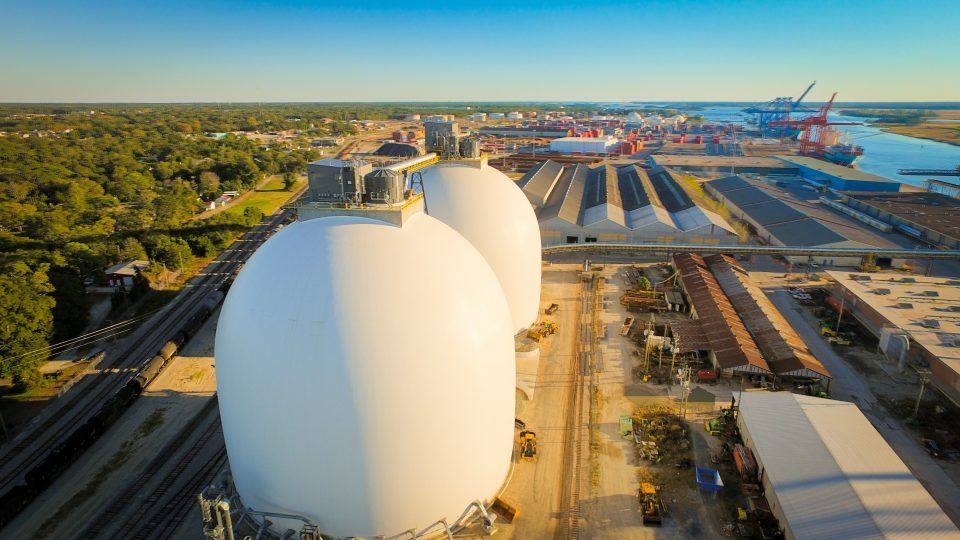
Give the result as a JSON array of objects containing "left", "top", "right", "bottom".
[
  {"left": 558, "top": 274, "right": 593, "bottom": 540},
  {"left": 76, "top": 399, "right": 226, "bottom": 540},
  {"left": 0, "top": 211, "right": 287, "bottom": 495}
]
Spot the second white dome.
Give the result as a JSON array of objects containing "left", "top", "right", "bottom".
[{"left": 420, "top": 163, "right": 542, "bottom": 332}]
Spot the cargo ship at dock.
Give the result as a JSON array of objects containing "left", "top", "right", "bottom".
[
  {"left": 818, "top": 127, "right": 863, "bottom": 166},
  {"left": 823, "top": 142, "right": 863, "bottom": 166}
]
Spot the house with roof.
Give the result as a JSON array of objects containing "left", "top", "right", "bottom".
[{"left": 104, "top": 260, "right": 149, "bottom": 288}]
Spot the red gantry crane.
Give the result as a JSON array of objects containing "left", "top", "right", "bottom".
[{"left": 771, "top": 92, "right": 862, "bottom": 160}]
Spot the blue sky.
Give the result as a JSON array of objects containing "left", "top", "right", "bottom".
[{"left": 2, "top": 0, "right": 958, "bottom": 102}]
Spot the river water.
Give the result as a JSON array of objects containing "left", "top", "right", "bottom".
[{"left": 694, "top": 106, "right": 960, "bottom": 187}]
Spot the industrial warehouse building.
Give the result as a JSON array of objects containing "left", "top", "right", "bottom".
[
  {"left": 671, "top": 254, "right": 830, "bottom": 383},
  {"left": 776, "top": 155, "right": 902, "bottom": 192},
  {"left": 478, "top": 125, "right": 570, "bottom": 138},
  {"left": 647, "top": 155, "right": 797, "bottom": 176},
  {"left": 649, "top": 154, "right": 903, "bottom": 193},
  {"left": 548, "top": 136, "right": 619, "bottom": 155},
  {"left": 836, "top": 191, "right": 960, "bottom": 249},
  {"left": 827, "top": 271, "right": 960, "bottom": 405},
  {"left": 518, "top": 160, "right": 737, "bottom": 246},
  {"left": 737, "top": 392, "right": 957, "bottom": 540},
  {"left": 704, "top": 175, "right": 871, "bottom": 265}
]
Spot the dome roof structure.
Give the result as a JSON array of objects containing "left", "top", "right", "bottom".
[
  {"left": 374, "top": 142, "right": 421, "bottom": 158},
  {"left": 215, "top": 213, "right": 516, "bottom": 537},
  {"left": 420, "top": 163, "right": 542, "bottom": 332}
]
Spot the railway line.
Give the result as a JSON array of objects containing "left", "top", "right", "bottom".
[
  {"left": 0, "top": 210, "right": 289, "bottom": 505},
  {"left": 558, "top": 272, "right": 593, "bottom": 540},
  {"left": 75, "top": 399, "right": 226, "bottom": 540}
]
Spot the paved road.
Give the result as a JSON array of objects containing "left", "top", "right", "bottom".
[{"left": 767, "top": 288, "right": 960, "bottom": 526}]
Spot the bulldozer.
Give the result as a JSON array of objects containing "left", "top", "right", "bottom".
[
  {"left": 638, "top": 483, "right": 663, "bottom": 525},
  {"left": 518, "top": 431, "right": 538, "bottom": 462},
  {"left": 704, "top": 406, "right": 738, "bottom": 436}
]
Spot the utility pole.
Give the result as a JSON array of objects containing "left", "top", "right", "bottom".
[
  {"left": 836, "top": 293, "right": 845, "bottom": 331},
  {"left": 669, "top": 334, "right": 680, "bottom": 380},
  {"left": 914, "top": 371, "right": 931, "bottom": 418},
  {"left": 643, "top": 320, "right": 652, "bottom": 372}
]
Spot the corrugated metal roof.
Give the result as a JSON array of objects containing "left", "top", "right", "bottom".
[
  {"left": 518, "top": 159, "right": 564, "bottom": 204},
  {"left": 737, "top": 199, "right": 808, "bottom": 226},
  {"left": 766, "top": 218, "right": 848, "bottom": 247},
  {"left": 557, "top": 164, "right": 589, "bottom": 225},
  {"left": 537, "top": 165, "right": 575, "bottom": 222},
  {"left": 526, "top": 159, "right": 736, "bottom": 237},
  {"left": 739, "top": 392, "right": 958, "bottom": 540},
  {"left": 616, "top": 165, "right": 651, "bottom": 211},
  {"left": 649, "top": 169, "right": 694, "bottom": 212},
  {"left": 584, "top": 165, "right": 623, "bottom": 210},
  {"left": 705, "top": 255, "right": 829, "bottom": 379},
  {"left": 777, "top": 156, "right": 898, "bottom": 183},
  {"left": 721, "top": 187, "right": 778, "bottom": 208},
  {"left": 673, "top": 254, "right": 769, "bottom": 373},
  {"left": 706, "top": 175, "right": 753, "bottom": 193},
  {"left": 582, "top": 203, "right": 627, "bottom": 228},
  {"left": 671, "top": 206, "right": 736, "bottom": 234}
]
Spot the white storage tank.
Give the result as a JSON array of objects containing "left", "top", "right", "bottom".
[
  {"left": 215, "top": 213, "right": 516, "bottom": 537},
  {"left": 420, "top": 163, "right": 542, "bottom": 332}
]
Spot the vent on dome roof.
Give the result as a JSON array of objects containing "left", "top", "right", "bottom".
[
  {"left": 922, "top": 319, "right": 941, "bottom": 329},
  {"left": 851, "top": 275, "right": 872, "bottom": 282},
  {"left": 950, "top": 305, "right": 960, "bottom": 313},
  {"left": 897, "top": 302, "right": 914, "bottom": 309},
  {"left": 873, "top": 288, "right": 891, "bottom": 295},
  {"left": 922, "top": 290, "right": 940, "bottom": 297},
  {"left": 900, "top": 277, "right": 917, "bottom": 283}
]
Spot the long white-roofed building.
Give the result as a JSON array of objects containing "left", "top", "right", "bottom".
[{"left": 737, "top": 392, "right": 958, "bottom": 540}]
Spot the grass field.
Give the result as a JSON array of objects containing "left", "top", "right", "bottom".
[
  {"left": 882, "top": 123, "right": 960, "bottom": 146},
  {"left": 224, "top": 174, "right": 306, "bottom": 219},
  {"left": 875, "top": 110, "right": 960, "bottom": 146}
]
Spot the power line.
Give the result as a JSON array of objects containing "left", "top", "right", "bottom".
[{"left": 2, "top": 306, "right": 168, "bottom": 364}]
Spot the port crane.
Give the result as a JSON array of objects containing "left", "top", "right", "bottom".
[
  {"left": 743, "top": 80, "right": 817, "bottom": 131},
  {"left": 769, "top": 92, "right": 861, "bottom": 158}
]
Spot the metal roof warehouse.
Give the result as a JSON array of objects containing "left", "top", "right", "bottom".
[
  {"left": 776, "top": 156, "right": 901, "bottom": 192},
  {"left": 827, "top": 270, "right": 960, "bottom": 406},
  {"left": 704, "top": 175, "right": 870, "bottom": 265},
  {"left": 737, "top": 392, "right": 957, "bottom": 540}
]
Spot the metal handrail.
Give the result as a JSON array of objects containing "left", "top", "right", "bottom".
[{"left": 542, "top": 242, "right": 960, "bottom": 259}]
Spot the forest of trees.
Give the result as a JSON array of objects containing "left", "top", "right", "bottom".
[
  {"left": 0, "top": 104, "right": 331, "bottom": 388},
  {"left": 0, "top": 101, "right": 618, "bottom": 389}
]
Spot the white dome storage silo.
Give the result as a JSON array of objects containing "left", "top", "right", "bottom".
[
  {"left": 419, "top": 163, "right": 542, "bottom": 332},
  {"left": 215, "top": 213, "right": 516, "bottom": 538}
]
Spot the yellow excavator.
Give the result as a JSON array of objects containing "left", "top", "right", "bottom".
[{"left": 527, "top": 322, "right": 558, "bottom": 342}]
